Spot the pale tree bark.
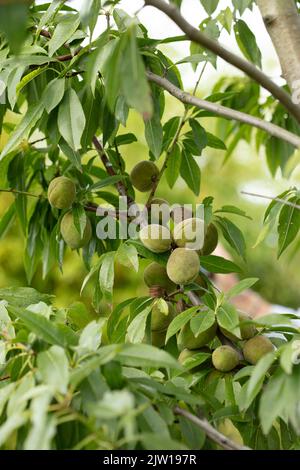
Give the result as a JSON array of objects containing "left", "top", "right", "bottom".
[{"left": 257, "top": 0, "right": 300, "bottom": 94}]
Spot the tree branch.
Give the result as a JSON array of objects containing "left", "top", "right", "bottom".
[
  {"left": 174, "top": 406, "right": 250, "bottom": 450},
  {"left": 147, "top": 71, "right": 300, "bottom": 148},
  {"left": 144, "top": 0, "right": 300, "bottom": 124},
  {"left": 92, "top": 136, "right": 133, "bottom": 203},
  {"left": 241, "top": 191, "right": 300, "bottom": 210},
  {"left": 257, "top": 0, "right": 300, "bottom": 92}
]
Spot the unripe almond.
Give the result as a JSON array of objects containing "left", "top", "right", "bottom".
[{"left": 48, "top": 176, "right": 76, "bottom": 209}]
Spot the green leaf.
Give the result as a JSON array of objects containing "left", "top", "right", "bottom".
[
  {"left": 89, "top": 174, "right": 126, "bottom": 191},
  {"left": 0, "top": 287, "right": 53, "bottom": 307},
  {"left": 144, "top": 113, "right": 163, "bottom": 159},
  {"left": 200, "top": 255, "right": 242, "bottom": 273},
  {"left": 99, "top": 252, "right": 115, "bottom": 299},
  {"left": 117, "top": 344, "right": 182, "bottom": 369},
  {"left": 115, "top": 133, "right": 137, "bottom": 146},
  {"left": 244, "top": 352, "right": 276, "bottom": 410},
  {"left": 59, "top": 140, "right": 82, "bottom": 170},
  {"left": 48, "top": 14, "right": 80, "bottom": 56},
  {"left": 126, "top": 305, "right": 152, "bottom": 344},
  {"left": 215, "top": 216, "right": 246, "bottom": 260},
  {"left": 70, "top": 345, "right": 119, "bottom": 387},
  {"left": 0, "top": 413, "right": 27, "bottom": 447},
  {"left": 180, "top": 149, "right": 201, "bottom": 196},
  {"left": 127, "top": 239, "right": 170, "bottom": 265},
  {"left": 189, "top": 118, "right": 207, "bottom": 154},
  {"left": 225, "top": 278, "right": 258, "bottom": 300},
  {"left": 190, "top": 309, "right": 216, "bottom": 337},
  {"left": 217, "top": 302, "right": 240, "bottom": 338},
  {"left": 206, "top": 132, "right": 227, "bottom": 150},
  {"left": 277, "top": 196, "right": 300, "bottom": 257},
  {"left": 43, "top": 78, "right": 65, "bottom": 114},
  {"left": 0, "top": 103, "right": 44, "bottom": 159},
  {"left": 72, "top": 204, "right": 87, "bottom": 238},
  {"left": 24, "top": 393, "right": 55, "bottom": 450},
  {"left": 37, "top": 346, "right": 69, "bottom": 394},
  {"left": 200, "top": 0, "right": 219, "bottom": 15},
  {"left": 58, "top": 88, "right": 86, "bottom": 150},
  {"left": 234, "top": 19, "right": 261, "bottom": 68},
  {"left": 166, "top": 144, "right": 182, "bottom": 189},
  {"left": 217, "top": 7, "right": 233, "bottom": 34},
  {"left": 232, "top": 0, "right": 254, "bottom": 15},
  {"left": 215, "top": 205, "right": 251, "bottom": 219},
  {"left": 117, "top": 243, "right": 139, "bottom": 272},
  {"left": 8, "top": 306, "right": 78, "bottom": 348},
  {"left": 120, "top": 26, "right": 152, "bottom": 117},
  {"left": 165, "top": 307, "right": 199, "bottom": 343},
  {"left": 67, "top": 301, "right": 95, "bottom": 329}
]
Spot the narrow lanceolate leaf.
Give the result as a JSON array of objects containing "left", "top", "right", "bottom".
[
  {"left": 180, "top": 149, "right": 201, "bottom": 196},
  {"left": 215, "top": 216, "right": 246, "bottom": 260},
  {"left": 200, "top": 0, "right": 219, "bottom": 15},
  {"left": 225, "top": 278, "right": 259, "bottom": 300},
  {"left": 117, "top": 243, "right": 139, "bottom": 272},
  {"left": 58, "top": 89, "right": 86, "bottom": 150},
  {"left": 189, "top": 118, "right": 207, "bottom": 154},
  {"left": 7, "top": 306, "right": 78, "bottom": 347},
  {"left": 165, "top": 307, "right": 199, "bottom": 343},
  {"left": 217, "top": 303, "right": 240, "bottom": 338},
  {"left": 190, "top": 309, "right": 215, "bottom": 337},
  {"left": 199, "top": 255, "right": 242, "bottom": 274},
  {"left": 126, "top": 305, "right": 152, "bottom": 344},
  {"left": 277, "top": 196, "right": 300, "bottom": 257},
  {"left": 0, "top": 103, "right": 44, "bottom": 159},
  {"left": 43, "top": 78, "right": 65, "bottom": 114},
  {"left": 16, "top": 66, "right": 47, "bottom": 95},
  {"left": 144, "top": 113, "right": 163, "bottom": 159},
  {"left": 166, "top": 144, "right": 182, "bottom": 189},
  {"left": 99, "top": 252, "right": 115, "bottom": 299},
  {"left": 234, "top": 19, "right": 262, "bottom": 68},
  {"left": 120, "top": 25, "right": 152, "bottom": 117},
  {"left": 73, "top": 204, "right": 87, "bottom": 238},
  {"left": 37, "top": 346, "right": 69, "bottom": 394},
  {"left": 48, "top": 15, "right": 80, "bottom": 57}
]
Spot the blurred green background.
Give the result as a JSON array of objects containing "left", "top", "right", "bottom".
[{"left": 1, "top": 79, "right": 300, "bottom": 314}]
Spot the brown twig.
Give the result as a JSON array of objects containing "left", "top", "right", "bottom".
[
  {"left": 174, "top": 406, "right": 250, "bottom": 450},
  {"left": 241, "top": 190, "right": 300, "bottom": 210},
  {"left": 147, "top": 71, "right": 300, "bottom": 148},
  {"left": 92, "top": 136, "right": 133, "bottom": 204}
]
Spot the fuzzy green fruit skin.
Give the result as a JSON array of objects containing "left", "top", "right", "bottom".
[
  {"left": 151, "top": 329, "right": 166, "bottom": 348},
  {"left": 171, "top": 205, "right": 193, "bottom": 224},
  {"left": 177, "top": 321, "right": 217, "bottom": 351},
  {"left": 173, "top": 217, "right": 204, "bottom": 250},
  {"left": 48, "top": 176, "right": 76, "bottom": 209},
  {"left": 200, "top": 223, "right": 218, "bottom": 255},
  {"left": 212, "top": 345, "right": 239, "bottom": 372},
  {"left": 243, "top": 335, "right": 274, "bottom": 365},
  {"left": 178, "top": 348, "right": 202, "bottom": 366},
  {"left": 218, "top": 419, "right": 244, "bottom": 446},
  {"left": 221, "top": 312, "right": 257, "bottom": 342},
  {"left": 149, "top": 198, "right": 169, "bottom": 225},
  {"left": 130, "top": 161, "right": 159, "bottom": 192},
  {"left": 61, "top": 212, "right": 92, "bottom": 249},
  {"left": 167, "top": 248, "right": 200, "bottom": 285},
  {"left": 140, "top": 224, "right": 172, "bottom": 253},
  {"left": 144, "top": 262, "right": 176, "bottom": 293},
  {"left": 151, "top": 302, "right": 176, "bottom": 332}
]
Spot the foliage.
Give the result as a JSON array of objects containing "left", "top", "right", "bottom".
[{"left": 0, "top": 0, "right": 300, "bottom": 451}]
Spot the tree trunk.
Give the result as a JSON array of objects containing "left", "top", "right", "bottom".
[{"left": 257, "top": 0, "right": 300, "bottom": 95}]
